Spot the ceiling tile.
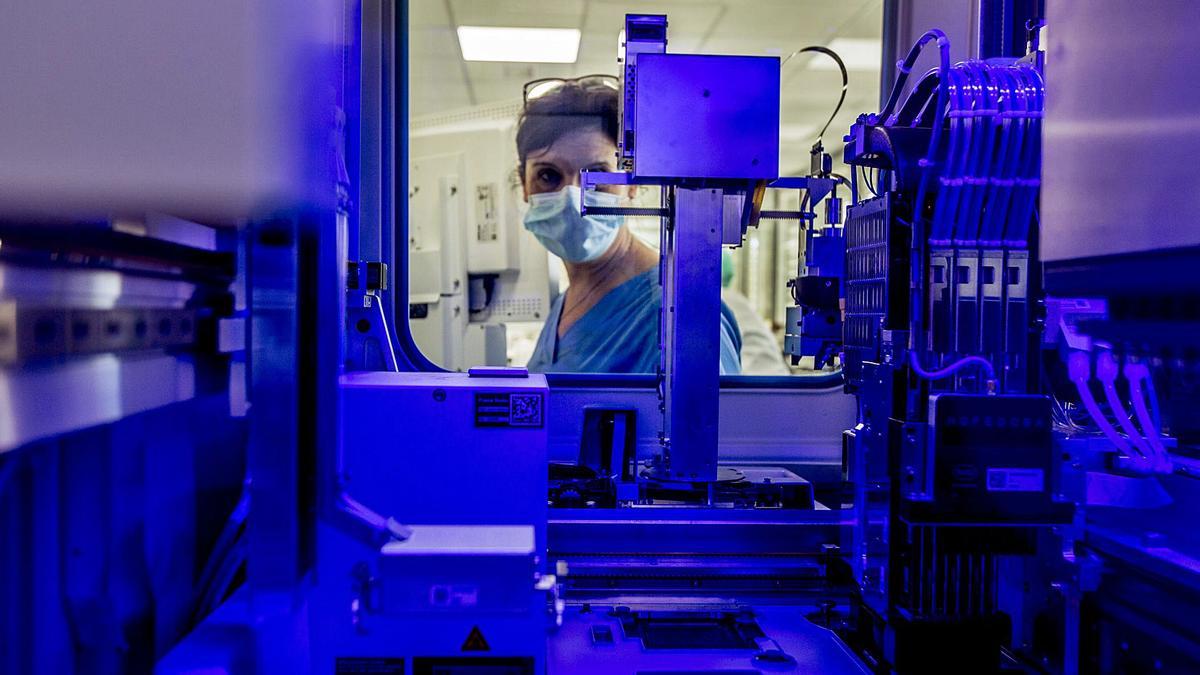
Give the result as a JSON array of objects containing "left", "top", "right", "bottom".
[
  {"left": 409, "top": 0, "right": 885, "bottom": 129},
  {"left": 449, "top": 0, "right": 586, "bottom": 29}
]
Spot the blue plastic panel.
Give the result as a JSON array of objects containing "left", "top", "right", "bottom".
[{"left": 633, "top": 53, "right": 780, "bottom": 180}]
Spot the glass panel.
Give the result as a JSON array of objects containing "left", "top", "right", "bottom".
[{"left": 407, "top": 0, "right": 884, "bottom": 374}]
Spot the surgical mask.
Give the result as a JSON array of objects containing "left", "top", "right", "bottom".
[{"left": 523, "top": 186, "right": 624, "bottom": 263}]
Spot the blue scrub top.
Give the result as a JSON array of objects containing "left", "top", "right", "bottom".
[{"left": 527, "top": 268, "right": 742, "bottom": 374}]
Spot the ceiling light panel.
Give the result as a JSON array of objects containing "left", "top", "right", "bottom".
[{"left": 456, "top": 26, "right": 582, "bottom": 63}]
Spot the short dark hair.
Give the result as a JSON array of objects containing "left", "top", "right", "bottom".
[{"left": 515, "top": 83, "right": 619, "bottom": 177}]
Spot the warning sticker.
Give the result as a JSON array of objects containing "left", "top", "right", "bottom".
[
  {"left": 986, "top": 468, "right": 1044, "bottom": 492},
  {"left": 461, "top": 625, "right": 491, "bottom": 652},
  {"left": 474, "top": 392, "right": 544, "bottom": 428}
]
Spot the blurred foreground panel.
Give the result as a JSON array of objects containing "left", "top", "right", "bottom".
[{"left": 0, "top": 0, "right": 343, "bottom": 223}]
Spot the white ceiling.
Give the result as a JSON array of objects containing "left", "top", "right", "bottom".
[{"left": 409, "top": 0, "right": 885, "bottom": 171}]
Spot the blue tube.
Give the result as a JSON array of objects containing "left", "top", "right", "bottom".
[
  {"left": 1126, "top": 361, "right": 1171, "bottom": 472},
  {"left": 1004, "top": 67, "right": 1032, "bottom": 246},
  {"left": 907, "top": 31, "right": 951, "bottom": 352},
  {"left": 1098, "top": 351, "right": 1155, "bottom": 462},
  {"left": 930, "top": 67, "right": 967, "bottom": 244},
  {"left": 974, "top": 64, "right": 999, "bottom": 244},
  {"left": 1007, "top": 65, "right": 1044, "bottom": 247},
  {"left": 1007, "top": 67, "right": 1033, "bottom": 244},
  {"left": 880, "top": 30, "right": 951, "bottom": 126},
  {"left": 1143, "top": 362, "right": 1163, "bottom": 429},
  {"left": 956, "top": 62, "right": 983, "bottom": 244},
  {"left": 961, "top": 62, "right": 999, "bottom": 245},
  {"left": 1067, "top": 351, "right": 1141, "bottom": 465},
  {"left": 982, "top": 66, "right": 1018, "bottom": 245},
  {"left": 954, "top": 64, "right": 985, "bottom": 241},
  {"left": 909, "top": 350, "right": 997, "bottom": 384}
]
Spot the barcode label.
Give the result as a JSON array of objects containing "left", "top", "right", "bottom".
[{"left": 474, "top": 392, "right": 543, "bottom": 428}]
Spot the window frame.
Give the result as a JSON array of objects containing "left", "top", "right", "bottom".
[{"left": 388, "top": 0, "right": 846, "bottom": 390}]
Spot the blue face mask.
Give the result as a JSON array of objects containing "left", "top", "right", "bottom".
[{"left": 523, "top": 186, "right": 625, "bottom": 263}]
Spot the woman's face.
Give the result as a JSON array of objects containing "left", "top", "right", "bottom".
[{"left": 522, "top": 127, "right": 637, "bottom": 201}]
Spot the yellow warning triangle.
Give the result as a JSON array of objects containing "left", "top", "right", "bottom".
[{"left": 461, "top": 625, "right": 490, "bottom": 652}]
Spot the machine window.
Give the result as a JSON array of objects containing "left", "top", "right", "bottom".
[{"left": 405, "top": 0, "right": 883, "bottom": 375}]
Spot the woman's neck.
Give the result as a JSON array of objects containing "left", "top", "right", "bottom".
[
  {"left": 556, "top": 226, "right": 657, "bottom": 337},
  {"left": 563, "top": 226, "right": 656, "bottom": 289}
]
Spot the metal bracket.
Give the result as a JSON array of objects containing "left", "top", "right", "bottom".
[
  {"left": 580, "top": 172, "right": 837, "bottom": 223},
  {"left": 900, "top": 422, "right": 933, "bottom": 502}
]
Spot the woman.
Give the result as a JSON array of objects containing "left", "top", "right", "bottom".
[{"left": 517, "top": 75, "right": 741, "bottom": 374}]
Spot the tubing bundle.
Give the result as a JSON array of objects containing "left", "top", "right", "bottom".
[{"left": 927, "top": 61, "right": 1043, "bottom": 248}]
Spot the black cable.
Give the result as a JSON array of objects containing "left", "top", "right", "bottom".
[
  {"left": 862, "top": 165, "right": 878, "bottom": 197},
  {"left": 879, "top": 29, "right": 948, "bottom": 125},
  {"left": 783, "top": 46, "right": 848, "bottom": 144},
  {"left": 830, "top": 171, "right": 856, "bottom": 204}
]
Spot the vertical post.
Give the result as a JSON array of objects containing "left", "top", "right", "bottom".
[
  {"left": 247, "top": 219, "right": 301, "bottom": 591},
  {"left": 661, "top": 187, "right": 724, "bottom": 482},
  {"left": 879, "top": 0, "right": 900, "bottom": 110},
  {"left": 977, "top": 0, "right": 1043, "bottom": 60},
  {"left": 358, "top": 0, "right": 384, "bottom": 263},
  {"left": 247, "top": 217, "right": 317, "bottom": 673}
]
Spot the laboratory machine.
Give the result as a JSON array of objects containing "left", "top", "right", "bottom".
[{"left": 2, "top": 1, "right": 1199, "bottom": 674}]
